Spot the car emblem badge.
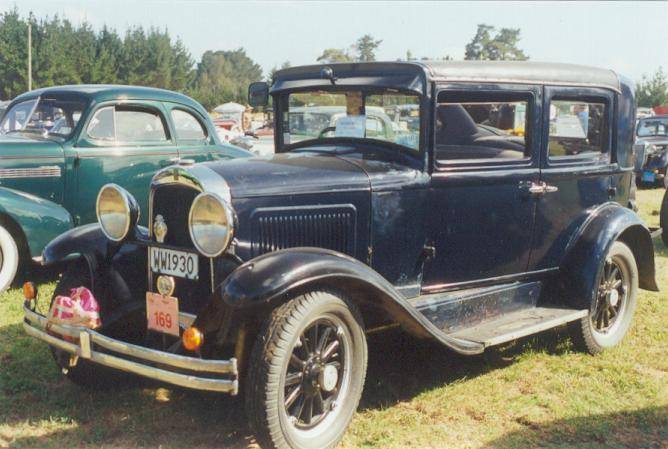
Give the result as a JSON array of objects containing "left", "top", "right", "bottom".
[{"left": 154, "top": 214, "right": 168, "bottom": 243}]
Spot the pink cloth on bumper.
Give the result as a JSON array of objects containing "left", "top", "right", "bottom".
[{"left": 47, "top": 287, "right": 101, "bottom": 329}]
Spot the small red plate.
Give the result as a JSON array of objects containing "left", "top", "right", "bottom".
[{"left": 146, "top": 292, "right": 180, "bottom": 336}]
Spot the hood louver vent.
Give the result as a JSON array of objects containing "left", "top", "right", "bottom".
[{"left": 251, "top": 205, "right": 357, "bottom": 257}]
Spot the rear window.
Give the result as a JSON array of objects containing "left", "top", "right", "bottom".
[{"left": 548, "top": 100, "right": 608, "bottom": 158}]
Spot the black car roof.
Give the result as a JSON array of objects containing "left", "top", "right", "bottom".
[{"left": 275, "top": 61, "right": 622, "bottom": 93}]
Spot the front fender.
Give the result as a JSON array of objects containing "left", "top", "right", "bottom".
[
  {"left": 0, "top": 187, "right": 72, "bottom": 258},
  {"left": 217, "top": 247, "right": 484, "bottom": 355},
  {"left": 561, "top": 203, "right": 658, "bottom": 309}
]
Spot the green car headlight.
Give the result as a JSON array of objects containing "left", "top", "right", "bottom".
[
  {"left": 188, "top": 192, "right": 234, "bottom": 257},
  {"left": 96, "top": 184, "right": 139, "bottom": 242}
]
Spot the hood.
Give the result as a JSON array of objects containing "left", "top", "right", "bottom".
[
  {"left": 0, "top": 134, "right": 64, "bottom": 157},
  {"left": 203, "top": 151, "right": 371, "bottom": 198}
]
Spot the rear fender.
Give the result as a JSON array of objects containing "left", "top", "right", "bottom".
[
  {"left": 0, "top": 187, "right": 72, "bottom": 258},
  {"left": 213, "top": 247, "right": 484, "bottom": 355},
  {"left": 561, "top": 203, "right": 658, "bottom": 309}
]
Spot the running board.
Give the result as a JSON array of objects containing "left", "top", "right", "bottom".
[{"left": 447, "top": 307, "right": 588, "bottom": 348}]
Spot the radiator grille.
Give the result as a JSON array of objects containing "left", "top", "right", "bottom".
[{"left": 251, "top": 206, "right": 356, "bottom": 257}]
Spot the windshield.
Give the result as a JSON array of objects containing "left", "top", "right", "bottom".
[
  {"left": 281, "top": 90, "right": 421, "bottom": 151},
  {"left": 0, "top": 97, "right": 87, "bottom": 138},
  {"left": 637, "top": 117, "right": 668, "bottom": 137}
]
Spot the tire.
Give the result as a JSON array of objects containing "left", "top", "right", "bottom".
[
  {"left": 569, "top": 241, "right": 638, "bottom": 354},
  {"left": 49, "top": 262, "right": 110, "bottom": 388},
  {"left": 0, "top": 224, "right": 20, "bottom": 293},
  {"left": 660, "top": 188, "right": 668, "bottom": 247},
  {"left": 246, "top": 291, "right": 367, "bottom": 449}
]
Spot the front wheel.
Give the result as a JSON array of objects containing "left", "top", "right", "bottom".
[
  {"left": 246, "top": 291, "right": 367, "bottom": 449},
  {"left": 569, "top": 241, "right": 638, "bottom": 354},
  {"left": 0, "top": 224, "right": 20, "bottom": 293}
]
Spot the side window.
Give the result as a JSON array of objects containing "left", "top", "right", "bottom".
[
  {"left": 435, "top": 92, "right": 530, "bottom": 163},
  {"left": 548, "top": 100, "right": 607, "bottom": 158},
  {"left": 171, "top": 109, "right": 207, "bottom": 141},
  {"left": 365, "top": 116, "right": 386, "bottom": 138},
  {"left": 87, "top": 107, "right": 115, "bottom": 140},
  {"left": 116, "top": 108, "right": 168, "bottom": 142}
]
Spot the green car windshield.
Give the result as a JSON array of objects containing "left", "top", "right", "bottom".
[
  {"left": 1, "top": 97, "right": 87, "bottom": 139},
  {"left": 281, "top": 90, "right": 421, "bottom": 151}
]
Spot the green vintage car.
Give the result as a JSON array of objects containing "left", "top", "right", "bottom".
[{"left": 0, "top": 85, "right": 250, "bottom": 291}]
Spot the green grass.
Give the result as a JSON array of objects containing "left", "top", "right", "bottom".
[{"left": 1, "top": 189, "right": 667, "bottom": 448}]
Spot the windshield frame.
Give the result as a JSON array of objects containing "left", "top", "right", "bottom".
[
  {"left": 275, "top": 86, "right": 426, "bottom": 159},
  {"left": 0, "top": 95, "right": 90, "bottom": 141}
]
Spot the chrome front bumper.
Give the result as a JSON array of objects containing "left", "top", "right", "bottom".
[{"left": 23, "top": 303, "right": 238, "bottom": 395}]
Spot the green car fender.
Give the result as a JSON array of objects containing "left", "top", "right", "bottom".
[{"left": 0, "top": 187, "right": 73, "bottom": 259}]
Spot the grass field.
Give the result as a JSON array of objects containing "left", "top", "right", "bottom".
[{"left": 1, "top": 189, "right": 666, "bottom": 449}]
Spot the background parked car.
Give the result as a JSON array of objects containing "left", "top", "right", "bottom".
[
  {"left": 0, "top": 84, "right": 250, "bottom": 291},
  {"left": 634, "top": 115, "right": 668, "bottom": 187}
]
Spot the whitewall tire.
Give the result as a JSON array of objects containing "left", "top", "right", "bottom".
[{"left": 0, "top": 224, "right": 19, "bottom": 292}]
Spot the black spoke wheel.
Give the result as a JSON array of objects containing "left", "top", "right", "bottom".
[
  {"left": 570, "top": 241, "right": 638, "bottom": 354},
  {"left": 591, "top": 258, "right": 627, "bottom": 334},
  {"left": 246, "top": 291, "right": 367, "bottom": 449},
  {"left": 283, "top": 317, "right": 349, "bottom": 430}
]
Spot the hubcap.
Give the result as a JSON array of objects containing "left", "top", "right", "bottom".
[
  {"left": 592, "top": 257, "right": 627, "bottom": 334},
  {"left": 283, "top": 318, "right": 348, "bottom": 430}
]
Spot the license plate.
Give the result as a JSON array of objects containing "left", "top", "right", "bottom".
[
  {"left": 146, "top": 292, "right": 180, "bottom": 336},
  {"left": 150, "top": 247, "right": 198, "bottom": 280},
  {"left": 642, "top": 171, "right": 656, "bottom": 182}
]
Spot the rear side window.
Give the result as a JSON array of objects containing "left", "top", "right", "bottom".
[
  {"left": 87, "top": 106, "right": 169, "bottom": 143},
  {"left": 171, "top": 109, "right": 207, "bottom": 140},
  {"left": 548, "top": 100, "right": 607, "bottom": 158},
  {"left": 116, "top": 108, "right": 168, "bottom": 142},
  {"left": 435, "top": 92, "right": 530, "bottom": 163}
]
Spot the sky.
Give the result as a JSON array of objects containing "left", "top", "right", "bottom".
[{"left": 1, "top": 1, "right": 667, "bottom": 82}]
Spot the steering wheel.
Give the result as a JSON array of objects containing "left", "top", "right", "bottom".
[{"left": 317, "top": 126, "right": 336, "bottom": 139}]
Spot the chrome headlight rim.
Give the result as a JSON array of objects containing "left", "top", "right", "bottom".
[
  {"left": 188, "top": 192, "right": 235, "bottom": 258},
  {"left": 96, "top": 183, "right": 140, "bottom": 242}
]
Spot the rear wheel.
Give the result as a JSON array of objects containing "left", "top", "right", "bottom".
[
  {"left": 660, "top": 188, "right": 668, "bottom": 247},
  {"left": 246, "top": 291, "right": 367, "bottom": 449},
  {"left": 569, "top": 241, "right": 638, "bottom": 354}
]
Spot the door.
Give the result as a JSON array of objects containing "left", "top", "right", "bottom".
[
  {"left": 422, "top": 84, "right": 542, "bottom": 291},
  {"left": 74, "top": 102, "right": 178, "bottom": 226},
  {"left": 529, "top": 87, "right": 616, "bottom": 271},
  {"left": 165, "top": 104, "right": 213, "bottom": 163}
]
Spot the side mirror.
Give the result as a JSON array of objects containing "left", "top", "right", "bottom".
[{"left": 248, "top": 82, "right": 269, "bottom": 107}]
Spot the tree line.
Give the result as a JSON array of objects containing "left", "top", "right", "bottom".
[
  {"left": 0, "top": 9, "right": 261, "bottom": 110},
  {"left": 1, "top": 10, "right": 665, "bottom": 110}
]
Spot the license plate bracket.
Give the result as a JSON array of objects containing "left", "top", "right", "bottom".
[{"left": 146, "top": 292, "right": 180, "bottom": 336}]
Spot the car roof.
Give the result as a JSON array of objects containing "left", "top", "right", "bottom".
[
  {"left": 11, "top": 84, "right": 207, "bottom": 113},
  {"left": 276, "top": 61, "right": 622, "bottom": 93}
]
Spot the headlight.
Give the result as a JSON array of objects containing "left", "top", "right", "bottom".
[
  {"left": 646, "top": 144, "right": 658, "bottom": 154},
  {"left": 188, "top": 192, "right": 234, "bottom": 257},
  {"left": 96, "top": 184, "right": 139, "bottom": 242}
]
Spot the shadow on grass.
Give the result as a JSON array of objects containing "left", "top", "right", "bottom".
[
  {"left": 360, "top": 326, "right": 573, "bottom": 411},
  {"left": 480, "top": 405, "right": 668, "bottom": 449}
]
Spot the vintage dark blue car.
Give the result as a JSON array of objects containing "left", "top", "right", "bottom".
[{"left": 23, "top": 62, "right": 658, "bottom": 449}]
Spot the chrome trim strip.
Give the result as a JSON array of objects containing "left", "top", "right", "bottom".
[
  {"left": 421, "top": 267, "right": 559, "bottom": 295},
  {"left": 0, "top": 166, "right": 61, "bottom": 179},
  {"left": 23, "top": 305, "right": 238, "bottom": 394}
]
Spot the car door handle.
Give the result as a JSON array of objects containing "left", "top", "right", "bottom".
[
  {"left": 520, "top": 181, "right": 558, "bottom": 197},
  {"left": 160, "top": 157, "right": 181, "bottom": 167}
]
